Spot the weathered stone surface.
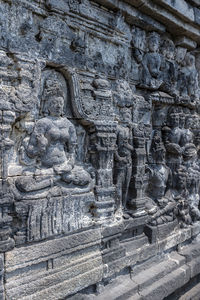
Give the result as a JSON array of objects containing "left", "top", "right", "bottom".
[{"left": 0, "top": 0, "right": 200, "bottom": 299}]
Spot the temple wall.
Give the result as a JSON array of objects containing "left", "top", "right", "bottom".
[{"left": 0, "top": 0, "right": 200, "bottom": 299}]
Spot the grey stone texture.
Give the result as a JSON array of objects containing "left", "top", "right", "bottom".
[{"left": 0, "top": 0, "right": 200, "bottom": 299}]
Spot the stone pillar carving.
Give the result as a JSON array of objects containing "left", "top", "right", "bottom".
[
  {"left": 89, "top": 121, "right": 116, "bottom": 221},
  {"left": 0, "top": 253, "right": 4, "bottom": 300},
  {"left": 129, "top": 123, "right": 148, "bottom": 217},
  {"left": 0, "top": 109, "right": 15, "bottom": 252}
]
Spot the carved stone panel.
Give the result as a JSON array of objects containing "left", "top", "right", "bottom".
[{"left": 0, "top": 0, "right": 200, "bottom": 299}]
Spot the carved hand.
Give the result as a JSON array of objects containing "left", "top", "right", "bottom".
[{"left": 37, "top": 134, "right": 48, "bottom": 153}]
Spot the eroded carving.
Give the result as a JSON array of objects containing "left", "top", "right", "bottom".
[
  {"left": 177, "top": 53, "right": 199, "bottom": 102},
  {"left": 1, "top": 2, "right": 200, "bottom": 300},
  {"left": 139, "top": 32, "right": 162, "bottom": 90},
  {"left": 114, "top": 107, "right": 133, "bottom": 215},
  {"left": 14, "top": 76, "right": 92, "bottom": 199}
]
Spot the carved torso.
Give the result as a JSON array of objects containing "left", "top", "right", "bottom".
[
  {"left": 116, "top": 124, "right": 133, "bottom": 163},
  {"left": 148, "top": 164, "right": 170, "bottom": 200},
  {"left": 145, "top": 52, "right": 161, "bottom": 78},
  {"left": 180, "top": 128, "right": 193, "bottom": 146},
  {"left": 27, "top": 116, "right": 76, "bottom": 168}
]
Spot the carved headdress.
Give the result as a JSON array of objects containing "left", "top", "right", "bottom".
[
  {"left": 41, "top": 77, "right": 65, "bottom": 116},
  {"left": 43, "top": 78, "right": 65, "bottom": 99},
  {"left": 147, "top": 32, "right": 160, "bottom": 46}
]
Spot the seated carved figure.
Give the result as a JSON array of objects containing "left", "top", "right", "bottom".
[
  {"left": 149, "top": 167, "right": 191, "bottom": 227},
  {"left": 14, "top": 79, "right": 92, "bottom": 198},
  {"left": 146, "top": 131, "right": 176, "bottom": 225}
]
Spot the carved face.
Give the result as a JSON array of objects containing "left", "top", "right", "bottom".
[
  {"left": 176, "top": 173, "right": 187, "bottom": 188},
  {"left": 183, "top": 145, "right": 197, "bottom": 161},
  {"left": 162, "top": 40, "right": 175, "bottom": 60},
  {"left": 166, "top": 45, "right": 174, "bottom": 60},
  {"left": 169, "top": 113, "right": 179, "bottom": 127},
  {"left": 192, "top": 116, "right": 199, "bottom": 129},
  {"left": 194, "top": 131, "right": 200, "bottom": 145},
  {"left": 185, "top": 116, "right": 193, "bottom": 129},
  {"left": 185, "top": 53, "right": 195, "bottom": 67},
  {"left": 148, "top": 36, "right": 159, "bottom": 52},
  {"left": 175, "top": 47, "right": 187, "bottom": 65},
  {"left": 179, "top": 113, "right": 185, "bottom": 128},
  {"left": 48, "top": 96, "right": 64, "bottom": 117},
  {"left": 121, "top": 109, "right": 132, "bottom": 122}
]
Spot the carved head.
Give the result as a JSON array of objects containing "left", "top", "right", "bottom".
[
  {"left": 175, "top": 47, "right": 187, "bottom": 65},
  {"left": 191, "top": 114, "right": 200, "bottom": 130},
  {"left": 152, "top": 105, "right": 166, "bottom": 128},
  {"left": 114, "top": 80, "right": 133, "bottom": 108},
  {"left": 47, "top": 96, "right": 64, "bottom": 117},
  {"left": 183, "top": 143, "right": 197, "bottom": 161},
  {"left": 174, "top": 167, "right": 187, "bottom": 189},
  {"left": 167, "top": 107, "right": 179, "bottom": 127},
  {"left": 44, "top": 79, "right": 65, "bottom": 98},
  {"left": 151, "top": 130, "right": 166, "bottom": 163},
  {"left": 185, "top": 53, "right": 195, "bottom": 67},
  {"left": 42, "top": 78, "right": 65, "bottom": 116},
  {"left": 161, "top": 38, "right": 175, "bottom": 60},
  {"left": 194, "top": 130, "right": 200, "bottom": 147},
  {"left": 120, "top": 107, "right": 132, "bottom": 123},
  {"left": 168, "top": 112, "right": 179, "bottom": 128},
  {"left": 185, "top": 115, "right": 193, "bottom": 129},
  {"left": 132, "top": 26, "right": 146, "bottom": 50},
  {"left": 179, "top": 111, "right": 185, "bottom": 129},
  {"left": 147, "top": 32, "right": 160, "bottom": 53}
]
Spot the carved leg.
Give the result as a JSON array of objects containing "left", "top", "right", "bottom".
[
  {"left": 0, "top": 254, "right": 4, "bottom": 300},
  {"left": 115, "top": 168, "right": 125, "bottom": 212},
  {"left": 15, "top": 176, "right": 56, "bottom": 192},
  {"left": 122, "top": 165, "right": 132, "bottom": 209}
]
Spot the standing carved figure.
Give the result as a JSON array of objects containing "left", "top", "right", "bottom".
[
  {"left": 160, "top": 38, "right": 177, "bottom": 95},
  {"left": 182, "top": 144, "right": 200, "bottom": 221},
  {"left": 140, "top": 32, "right": 162, "bottom": 90},
  {"left": 162, "top": 107, "right": 182, "bottom": 172},
  {"left": 177, "top": 53, "right": 199, "bottom": 101},
  {"left": 114, "top": 108, "right": 133, "bottom": 215},
  {"left": 180, "top": 114, "right": 194, "bottom": 147}
]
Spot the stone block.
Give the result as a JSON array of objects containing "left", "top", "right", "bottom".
[
  {"left": 194, "top": 7, "right": 200, "bottom": 24},
  {"left": 0, "top": 0, "right": 200, "bottom": 299},
  {"left": 140, "top": 265, "right": 190, "bottom": 300},
  {"left": 175, "top": 36, "right": 197, "bottom": 50}
]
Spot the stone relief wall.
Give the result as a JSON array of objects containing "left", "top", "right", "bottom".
[{"left": 0, "top": 0, "right": 200, "bottom": 299}]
